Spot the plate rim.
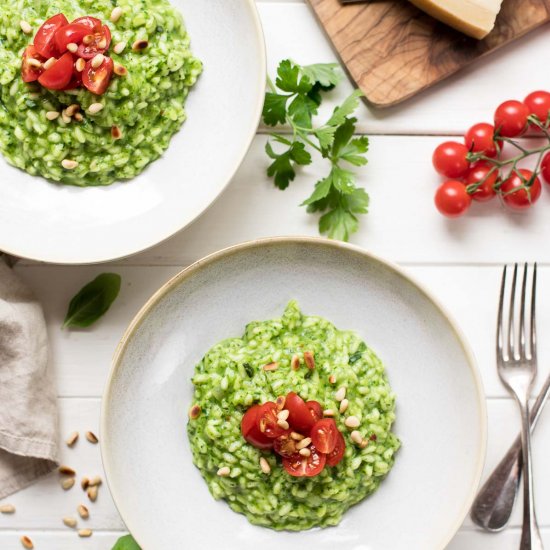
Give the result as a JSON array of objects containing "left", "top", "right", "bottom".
[
  {"left": 100, "top": 236, "right": 488, "bottom": 549},
  {"left": 0, "top": 0, "right": 267, "bottom": 265}
]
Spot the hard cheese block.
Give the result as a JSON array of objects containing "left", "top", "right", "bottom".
[{"left": 408, "top": 0, "right": 504, "bottom": 39}]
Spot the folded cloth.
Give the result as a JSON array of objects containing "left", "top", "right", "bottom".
[{"left": 0, "top": 257, "right": 59, "bottom": 499}]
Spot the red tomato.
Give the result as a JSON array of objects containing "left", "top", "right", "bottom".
[
  {"left": 464, "top": 123, "right": 497, "bottom": 157},
  {"left": 285, "top": 392, "right": 316, "bottom": 434},
  {"left": 77, "top": 24, "right": 112, "bottom": 59},
  {"left": 273, "top": 434, "right": 298, "bottom": 457},
  {"left": 82, "top": 56, "right": 113, "bottom": 95},
  {"left": 54, "top": 23, "right": 90, "bottom": 53},
  {"left": 257, "top": 402, "right": 288, "bottom": 439},
  {"left": 494, "top": 100, "right": 529, "bottom": 137},
  {"left": 310, "top": 419, "right": 339, "bottom": 454},
  {"left": 326, "top": 430, "right": 346, "bottom": 467},
  {"left": 241, "top": 405, "right": 273, "bottom": 450},
  {"left": 38, "top": 52, "right": 74, "bottom": 90},
  {"left": 282, "top": 445, "right": 326, "bottom": 477},
  {"left": 541, "top": 152, "right": 550, "bottom": 184},
  {"left": 306, "top": 401, "right": 322, "bottom": 423},
  {"left": 62, "top": 69, "right": 83, "bottom": 91},
  {"left": 500, "top": 169, "right": 542, "bottom": 211},
  {"left": 464, "top": 162, "right": 498, "bottom": 202},
  {"left": 71, "top": 16, "right": 102, "bottom": 31},
  {"left": 21, "top": 46, "right": 45, "bottom": 83},
  {"left": 434, "top": 180, "right": 472, "bottom": 218},
  {"left": 34, "top": 13, "right": 68, "bottom": 58},
  {"left": 524, "top": 91, "right": 550, "bottom": 128},
  {"left": 432, "top": 141, "right": 470, "bottom": 178}
]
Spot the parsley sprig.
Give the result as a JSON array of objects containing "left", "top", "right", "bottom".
[{"left": 263, "top": 60, "right": 369, "bottom": 241}]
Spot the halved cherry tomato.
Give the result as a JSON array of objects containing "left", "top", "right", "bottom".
[
  {"left": 282, "top": 445, "right": 326, "bottom": 477},
  {"left": 273, "top": 433, "right": 297, "bottom": 457},
  {"left": 21, "top": 46, "right": 45, "bottom": 83},
  {"left": 62, "top": 68, "right": 83, "bottom": 91},
  {"left": 326, "top": 430, "right": 346, "bottom": 466},
  {"left": 77, "top": 24, "right": 111, "bottom": 59},
  {"left": 310, "top": 418, "right": 339, "bottom": 454},
  {"left": 82, "top": 56, "right": 113, "bottom": 95},
  {"left": 257, "top": 402, "right": 288, "bottom": 439},
  {"left": 38, "top": 52, "right": 74, "bottom": 91},
  {"left": 72, "top": 16, "right": 102, "bottom": 31},
  {"left": 285, "top": 392, "right": 316, "bottom": 434},
  {"left": 306, "top": 401, "right": 322, "bottom": 423},
  {"left": 241, "top": 405, "right": 273, "bottom": 450},
  {"left": 34, "top": 13, "right": 68, "bottom": 58},
  {"left": 54, "top": 23, "right": 90, "bottom": 53}
]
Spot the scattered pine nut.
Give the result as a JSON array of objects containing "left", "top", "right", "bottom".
[
  {"left": 339, "top": 399, "right": 349, "bottom": 414},
  {"left": 132, "top": 39, "right": 148, "bottom": 51},
  {"left": 20, "top": 536, "right": 33, "bottom": 549},
  {"left": 290, "top": 432, "right": 304, "bottom": 441},
  {"left": 59, "top": 465, "right": 76, "bottom": 476},
  {"left": 277, "top": 419, "right": 289, "bottom": 430},
  {"left": 328, "top": 375, "right": 336, "bottom": 384},
  {"left": 61, "top": 478, "right": 75, "bottom": 491},
  {"left": 74, "top": 112, "right": 84, "bottom": 122},
  {"left": 65, "top": 104, "right": 80, "bottom": 117},
  {"left": 66, "top": 431, "right": 79, "bottom": 446},
  {"left": 88, "top": 103, "right": 104, "bottom": 115},
  {"left": 61, "top": 159, "right": 78, "bottom": 170},
  {"left": 63, "top": 517, "right": 77, "bottom": 528},
  {"left": 296, "top": 437, "right": 311, "bottom": 450},
  {"left": 344, "top": 416, "right": 360, "bottom": 429},
  {"left": 78, "top": 529, "right": 93, "bottom": 538},
  {"left": 113, "top": 41, "right": 126, "bottom": 54},
  {"left": 275, "top": 396, "right": 286, "bottom": 411},
  {"left": 110, "top": 6, "right": 123, "bottom": 22},
  {"left": 217, "top": 466, "right": 230, "bottom": 477},
  {"left": 299, "top": 448, "right": 311, "bottom": 457},
  {"left": 83, "top": 34, "right": 94, "bottom": 45},
  {"left": 78, "top": 504, "right": 89, "bottom": 519},
  {"left": 291, "top": 355, "right": 300, "bottom": 370},
  {"left": 113, "top": 62, "right": 127, "bottom": 76},
  {"left": 259, "top": 457, "right": 271, "bottom": 474},
  {"left": 0, "top": 504, "right": 15, "bottom": 514},
  {"left": 85, "top": 431, "right": 99, "bottom": 444},
  {"left": 75, "top": 58, "right": 86, "bottom": 72},
  {"left": 262, "top": 362, "right": 278, "bottom": 372},
  {"left": 323, "top": 409, "right": 335, "bottom": 417},
  {"left": 88, "top": 476, "right": 102, "bottom": 487},
  {"left": 188, "top": 404, "right": 201, "bottom": 419},
  {"left": 277, "top": 409, "right": 289, "bottom": 421},
  {"left": 20, "top": 21, "right": 32, "bottom": 34},
  {"left": 61, "top": 111, "right": 71, "bottom": 124},
  {"left": 335, "top": 387, "right": 346, "bottom": 402},
  {"left": 359, "top": 439, "right": 369, "bottom": 449},
  {"left": 45, "top": 110, "right": 60, "bottom": 121},
  {"left": 87, "top": 485, "right": 98, "bottom": 502},
  {"left": 91, "top": 54, "right": 105, "bottom": 69},
  {"left": 81, "top": 477, "right": 90, "bottom": 491},
  {"left": 44, "top": 57, "right": 56, "bottom": 70},
  {"left": 111, "top": 125, "right": 122, "bottom": 140},
  {"left": 350, "top": 431, "right": 363, "bottom": 445},
  {"left": 66, "top": 42, "right": 78, "bottom": 53},
  {"left": 304, "top": 351, "right": 315, "bottom": 370}
]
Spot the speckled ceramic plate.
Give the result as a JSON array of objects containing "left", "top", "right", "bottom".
[
  {"left": 101, "top": 237, "right": 487, "bottom": 550},
  {"left": 0, "top": 0, "right": 265, "bottom": 264}
]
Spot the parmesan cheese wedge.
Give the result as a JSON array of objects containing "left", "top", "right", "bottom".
[{"left": 408, "top": 0, "right": 504, "bottom": 40}]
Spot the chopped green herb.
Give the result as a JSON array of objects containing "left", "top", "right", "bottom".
[
  {"left": 112, "top": 535, "right": 141, "bottom": 550},
  {"left": 243, "top": 362, "right": 254, "bottom": 378}
]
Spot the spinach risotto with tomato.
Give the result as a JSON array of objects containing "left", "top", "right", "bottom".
[
  {"left": 187, "top": 301, "right": 400, "bottom": 531},
  {"left": 0, "top": 0, "right": 201, "bottom": 186}
]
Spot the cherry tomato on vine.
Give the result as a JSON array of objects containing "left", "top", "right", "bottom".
[
  {"left": 282, "top": 445, "right": 326, "bottom": 477},
  {"left": 434, "top": 180, "right": 472, "bottom": 218},
  {"left": 464, "top": 123, "right": 497, "bottom": 157},
  {"left": 494, "top": 100, "right": 529, "bottom": 137},
  {"left": 541, "top": 152, "right": 550, "bottom": 185},
  {"left": 464, "top": 162, "right": 498, "bottom": 202},
  {"left": 432, "top": 141, "right": 470, "bottom": 178},
  {"left": 524, "top": 91, "right": 550, "bottom": 129},
  {"left": 500, "top": 169, "right": 542, "bottom": 211},
  {"left": 241, "top": 405, "right": 273, "bottom": 450},
  {"left": 34, "top": 13, "right": 68, "bottom": 58}
]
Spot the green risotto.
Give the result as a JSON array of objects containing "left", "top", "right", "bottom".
[
  {"left": 187, "top": 301, "right": 400, "bottom": 531},
  {"left": 0, "top": 0, "right": 201, "bottom": 186}
]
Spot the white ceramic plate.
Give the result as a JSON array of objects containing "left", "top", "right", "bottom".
[
  {"left": 0, "top": 0, "right": 265, "bottom": 264},
  {"left": 101, "top": 237, "right": 487, "bottom": 550}
]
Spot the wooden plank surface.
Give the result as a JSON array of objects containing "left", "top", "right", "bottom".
[{"left": 306, "top": 0, "right": 550, "bottom": 107}]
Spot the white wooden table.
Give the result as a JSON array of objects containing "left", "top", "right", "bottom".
[{"left": 2, "top": 1, "right": 550, "bottom": 548}]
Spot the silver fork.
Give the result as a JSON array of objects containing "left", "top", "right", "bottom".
[{"left": 494, "top": 264, "right": 543, "bottom": 550}]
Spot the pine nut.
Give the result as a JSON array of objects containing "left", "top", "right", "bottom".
[
  {"left": 335, "top": 387, "right": 346, "bottom": 402},
  {"left": 20, "top": 536, "right": 33, "bottom": 549},
  {"left": 61, "top": 111, "right": 71, "bottom": 124},
  {"left": 20, "top": 21, "right": 32, "bottom": 34},
  {"left": 78, "top": 504, "right": 89, "bottom": 519},
  {"left": 296, "top": 437, "right": 311, "bottom": 450},
  {"left": 59, "top": 465, "right": 76, "bottom": 476},
  {"left": 97, "top": 38, "right": 107, "bottom": 49},
  {"left": 46, "top": 111, "right": 60, "bottom": 121},
  {"left": 339, "top": 399, "right": 349, "bottom": 414},
  {"left": 85, "top": 431, "right": 99, "bottom": 444},
  {"left": 66, "top": 431, "right": 79, "bottom": 446},
  {"left": 277, "top": 409, "right": 289, "bottom": 421},
  {"left": 75, "top": 58, "right": 86, "bottom": 72},
  {"left": 277, "top": 419, "right": 289, "bottom": 430},
  {"left": 275, "top": 396, "right": 286, "bottom": 411},
  {"left": 61, "top": 159, "right": 78, "bottom": 170},
  {"left": 87, "top": 485, "right": 98, "bottom": 502},
  {"left": 113, "top": 62, "right": 127, "bottom": 76},
  {"left": 328, "top": 375, "right": 336, "bottom": 384},
  {"left": 61, "top": 478, "right": 75, "bottom": 490},
  {"left": 110, "top": 7, "right": 123, "bottom": 22},
  {"left": 88, "top": 103, "right": 104, "bottom": 115},
  {"left": 74, "top": 112, "right": 83, "bottom": 122},
  {"left": 188, "top": 404, "right": 201, "bottom": 419},
  {"left": 63, "top": 517, "right": 77, "bottom": 528},
  {"left": 88, "top": 476, "right": 102, "bottom": 487},
  {"left": 217, "top": 466, "right": 230, "bottom": 477},
  {"left": 91, "top": 54, "right": 105, "bottom": 69},
  {"left": 291, "top": 354, "right": 300, "bottom": 370},
  {"left": 299, "top": 448, "right": 311, "bottom": 457},
  {"left": 350, "top": 431, "right": 363, "bottom": 445},
  {"left": 113, "top": 41, "right": 126, "bottom": 54},
  {"left": 0, "top": 504, "right": 15, "bottom": 514},
  {"left": 111, "top": 125, "right": 122, "bottom": 140},
  {"left": 323, "top": 409, "right": 335, "bottom": 417},
  {"left": 44, "top": 57, "right": 56, "bottom": 70},
  {"left": 81, "top": 477, "right": 90, "bottom": 491},
  {"left": 344, "top": 416, "right": 360, "bottom": 428},
  {"left": 259, "top": 457, "right": 271, "bottom": 474},
  {"left": 359, "top": 439, "right": 369, "bottom": 449},
  {"left": 83, "top": 34, "right": 94, "bottom": 45},
  {"left": 132, "top": 39, "right": 148, "bottom": 51},
  {"left": 65, "top": 104, "right": 80, "bottom": 116},
  {"left": 28, "top": 59, "right": 42, "bottom": 69},
  {"left": 304, "top": 351, "right": 315, "bottom": 370},
  {"left": 78, "top": 529, "right": 92, "bottom": 538},
  {"left": 290, "top": 432, "right": 304, "bottom": 441},
  {"left": 262, "top": 362, "right": 278, "bottom": 371},
  {"left": 66, "top": 42, "right": 78, "bottom": 53}
]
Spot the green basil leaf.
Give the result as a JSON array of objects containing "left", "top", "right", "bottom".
[{"left": 112, "top": 534, "right": 141, "bottom": 550}]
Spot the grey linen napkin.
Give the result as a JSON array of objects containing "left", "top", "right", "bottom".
[{"left": 0, "top": 257, "right": 59, "bottom": 499}]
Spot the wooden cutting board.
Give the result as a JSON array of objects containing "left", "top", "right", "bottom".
[{"left": 306, "top": 0, "right": 550, "bottom": 108}]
